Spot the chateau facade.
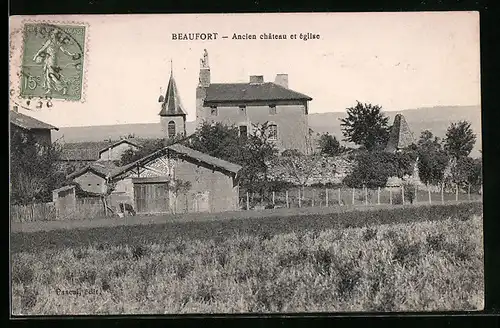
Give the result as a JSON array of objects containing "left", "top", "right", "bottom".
[{"left": 195, "top": 50, "right": 313, "bottom": 154}]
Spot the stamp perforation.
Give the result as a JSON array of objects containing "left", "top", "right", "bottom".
[{"left": 11, "top": 19, "right": 90, "bottom": 109}]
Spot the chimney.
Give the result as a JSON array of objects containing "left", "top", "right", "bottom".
[
  {"left": 249, "top": 75, "right": 264, "bottom": 84},
  {"left": 274, "top": 74, "right": 288, "bottom": 89}
]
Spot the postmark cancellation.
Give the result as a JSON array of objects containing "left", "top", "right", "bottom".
[{"left": 10, "top": 19, "right": 89, "bottom": 109}]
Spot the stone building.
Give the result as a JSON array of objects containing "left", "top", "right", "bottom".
[
  {"left": 10, "top": 106, "right": 59, "bottom": 146},
  {"left": 385, "top": 114, "right": 416, "bottom": 153},
  {"left": 195, "top": 50, "right": 313, "bottom": 154},
  {"left": 108, "top": 144, "right": 242, "bottom": 214}
]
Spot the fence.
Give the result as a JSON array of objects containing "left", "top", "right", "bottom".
[
  {"left": 239, "top": 185, "right": 482, "bottom": 210},
  {"left": 11, "top": 197, "right": 107, "bottom": 223}
]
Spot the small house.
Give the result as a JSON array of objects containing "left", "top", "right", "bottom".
[
  {"left": 67, "top": 161, "right": 119, "bottom": 195},
  {"left": 108, "top": 143, "right": 242, "bottom": 214},
  {"left": 10, "top": 107, "right": 59, "bottom": 146}
]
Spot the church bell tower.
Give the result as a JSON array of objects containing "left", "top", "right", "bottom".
[{"left": 159, "top": 60, "right": 187, "bottom": 141}]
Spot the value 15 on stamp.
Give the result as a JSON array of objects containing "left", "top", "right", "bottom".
[{"left": 21, "top": 23, "right": 86, "bottom": 101}]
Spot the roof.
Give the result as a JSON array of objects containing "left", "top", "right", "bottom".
[
  {"left": 97, "top": 139, "right": 141, "bottom": 155},
  {"left": 67, "top": 160, "right": 119, "bottom": 179},
  {"left": 204, "top": 82, "right": 312, "bottom": 103},
  {"left": 385, "top": 114, "right": 415, "bottom": 153},
  {"left": 10, "top": 111, "right": 59, "bottom": 131},
  {"left": 159, "top": 72, "right": 187, "bottom": 116},
  {"left": 110, "top": 143, "right": 242, "bottom": 179},
  {"left": 59, "top": 139, "right": 149, "bottom": 161},
  {"left": 60, "top": 141, "right": 114, "bottom": 161}
]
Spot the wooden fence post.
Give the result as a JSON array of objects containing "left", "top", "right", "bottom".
[
  {"left": 364, "top": 186, "right": 368, "bottom": 205},
  {"left": 414, "top": 184, "right": 418, "bottom": 203},
  {"left": 272, "top": 191, "right": 275, "bottom": 206},
  {"left": 401, "top": 185, "right": 405, "bottom": 205},
  {"left": 246, "top": 192, "right": 249, "bottom": 210},
  {"left": 338, "top": 188, "right": 341, "bottom": 206},
  {"left": 468, "top": 184, "right": 471, "bottom": 201},
  {"left": 325, "top": 188, "right": 329, "bottom": 207},
  {"left": 428, "top": 185, "right": 432, "bottom": 205},
  {"left": 377, "top": 187, "right": 380, "bottom": 205},
  {"left": 352, "top": 187, "right": 355, "bottom": 205},
  {"left": 389, "top": 189, "right": 392, "bottom": 205},
  {"left": 441, "top": 184, "right": 444, "bottom": 204},
  {"left": 298, "top": 189, "right": 302, "bottom": 208},
  {"left": 455, "top": 184, "right": 459, "bottom": 202},
  {"left": 286, "top": 190, "right": 289, "bottom": 208},
  {"left": 312, "top": 190, "right": 315, "bottom": 207}
]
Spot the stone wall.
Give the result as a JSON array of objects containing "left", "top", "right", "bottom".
[{"left": 267, "top": 155, "right": 354, "bottom": 186}]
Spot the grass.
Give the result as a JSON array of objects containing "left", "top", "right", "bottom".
[
  {"left": 11, "top": 205, "right": 483, "bottom": 315},
  {"left": 11, "top": 202, "right": 482, "bottom": 252}
]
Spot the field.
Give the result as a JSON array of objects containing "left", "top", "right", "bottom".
[{"left": 11, "top": 202, "right": 483, "bottom": 315}]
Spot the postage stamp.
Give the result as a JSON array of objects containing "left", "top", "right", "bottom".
[{"left": 20, "top": 22, "right": 86, "bottom": 101}]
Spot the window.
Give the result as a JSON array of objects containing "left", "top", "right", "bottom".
[
  {"left": 268, "top": 124, "right": 278, "bottom": 140},
  {"left": 168, "top": 121, "right": 176, "bottom": 138},
  {"left": 269, "top": 105, "right": 277, "bottom": 115},
  {"left": 239, "top": 105, "right": 246, "bottom": 115},
  {"left": 239, "top": 125, "right": 248, "bottom": 138},
  {"left": 210, "top": 106, "right": 218, "bottom": 116}
]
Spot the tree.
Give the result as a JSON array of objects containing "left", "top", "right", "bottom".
[
  {"left": 119, "top": 134, "right": 188, "bottom": 166},
  {"left": 238, "top": 122, "right": 279, "bottom": 194},
  {"left": 10, "top": 129, "right": 67, "bottom": 205},
  {"left": 444, "top": 120, "right": 476, "bottom": 159},
  {"left": 186, "top": 121, "right": 242, "bottom": 163},
  {"left": 317, "top": 132, "right": 343, "bottom": 156},
  {"left": 340, "top": 101, "right": 390, "bottom": 151},
  {"left": 119, "top": 138, "right": 166, "bottom": 166},
  {"left": 417, "top": 130, "right": 442, "bottom": 151},
  {"left": 273, "top": 152, "right": 324, "bottom": 190},
  {"left": 416, "top": 131, "right": 449, "bottom": 186},
  {"left": 451, "top": 156, "right": 482, "bottom": 191},
  {"left": 343, "top": 151, "right": 398, "bottom": 188}
]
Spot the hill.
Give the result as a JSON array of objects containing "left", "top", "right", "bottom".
[{"left": 53, "top": 105, "right": 482, "bottom": 158}]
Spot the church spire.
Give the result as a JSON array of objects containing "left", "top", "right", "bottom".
[{"left": 159, "top": 63, "right": 187, "bottom": 117}]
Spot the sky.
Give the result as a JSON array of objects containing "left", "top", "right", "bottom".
[{"left": 9, "top": 12, "right": 480, "bottom": 128}]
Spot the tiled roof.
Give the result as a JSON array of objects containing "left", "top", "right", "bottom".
[
  {"left": 385, "top": 114, "right": 415, "bottom": 153},
  {"left": 10, "top": 111, "right": 59, "bottom": 131},
  {"left": 110, "top": 143, "right": 242, "bottom": 179},
  {"left": 59, "top": 139, "right": 148, "bottom": 161},
  {"left": 97, "top": 139, "right": 141, "bottom": 155},
  {"left": 67, "top": 160, "right": 119, "bottom": 179},
  {"left": 60, "top": 141, "right": 113, "bottom": 161},
  {"left": 159, "top": 73, "right": 187, "bottom": 116},
  {"left": 204, "top": 82, "right": 312, "bottom": 103}
]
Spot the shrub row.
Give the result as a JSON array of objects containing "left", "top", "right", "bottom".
[{"left": 11, "top": 202, "right": 482, "bottom": 254}]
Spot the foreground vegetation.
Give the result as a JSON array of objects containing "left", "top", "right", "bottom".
[
  {"left": 11, "top": 202, "right": 481, "bottom": 252},
  {"left": 12, "top": 205, "right": 483, "bottom": 315}
]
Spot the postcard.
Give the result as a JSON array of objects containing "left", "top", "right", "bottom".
[{"left": 9, "top": 12, "right": 482, "bottom": 315}]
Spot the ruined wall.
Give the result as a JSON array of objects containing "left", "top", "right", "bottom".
[{"left": 267, "top": 155, "right": 354, "bottom": 186}]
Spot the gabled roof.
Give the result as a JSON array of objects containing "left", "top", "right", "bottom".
[
  {"left": 204, "top": 82, "right": 312, "bottom": 103},
  {"left": 110, "top": 143, "right": 242, "bottom": 180},
  {"left": 59, "top": 139, "right": 150, "bottom": 161},
  {"left": 97, "top": 139, "right": 141, "bottom": 155},
  {"left": 159, "top": 72, "right": 187, "bottom": 116},
  {"left": 10, "top": 111, "right": 59, "bottom": 131},
  {"left": 385, "top": 114, "right": 415, "bottom": 153},
  {"left": 60, "top": 141, "right": 114, "bottom": 161},
  {"left": 67, "top": 160, "right": 119, "bottom": 179}
]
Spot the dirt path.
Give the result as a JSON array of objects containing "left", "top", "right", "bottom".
[{"left": 11, "top": 200, "right": 480, "bottom": 233}]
